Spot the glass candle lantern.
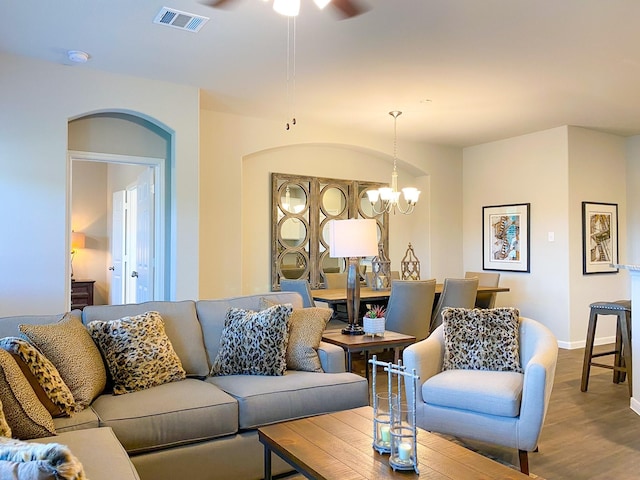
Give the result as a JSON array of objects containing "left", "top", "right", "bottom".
[
  {"left": 389, "top": 401, "right": 418, "bottom": 472},
  {"left": 373, "top": 392, "right": 397, "bottom": 453}
]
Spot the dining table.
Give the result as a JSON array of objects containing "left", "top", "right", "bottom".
[{"left": 311, "top": 284, "right": 510, "bottom": 310}]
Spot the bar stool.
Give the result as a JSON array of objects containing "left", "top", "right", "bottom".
[{"left": 581, "top": 300, "right": 632, "bottom": 396}]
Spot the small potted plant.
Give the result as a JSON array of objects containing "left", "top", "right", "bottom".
[{"left": 363, "top": 305, "right": 386, "bottom": 337}]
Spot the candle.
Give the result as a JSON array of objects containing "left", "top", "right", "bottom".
[
  {"left": 379, "top": 425, "right": 390, "bottom": 443},
  {"left": 398, "top": 442, "right": 412, "bottom": 462}
]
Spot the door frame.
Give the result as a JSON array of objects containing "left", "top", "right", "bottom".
[{"left": 67, "top": 150, "right": 166, "bottom": 305}]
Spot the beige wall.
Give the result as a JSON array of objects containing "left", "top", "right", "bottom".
[
  {"left": 199, "top": 110, "right": 463, "bottom": 299},
  {"left": 0, "top": 52, "right": 199, "bottom": 315},
  {"left": 463, "top": 126, "right": 629, "bottom": 347}
]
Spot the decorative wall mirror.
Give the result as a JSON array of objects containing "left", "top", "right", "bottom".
[{"left": 272, "top": 173, "right": 389, "bottom": 289}]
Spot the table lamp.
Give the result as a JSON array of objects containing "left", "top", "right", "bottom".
[{"left": 329, "top": 219, "right": 378, "bottom": 335}]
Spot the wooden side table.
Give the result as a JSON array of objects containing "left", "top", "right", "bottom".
[
  {"left": 71, "top": 280, "right": 95, "bottom": 310},
  {"left": 321, "top": 330, "right": 416, "bottom": 379}
]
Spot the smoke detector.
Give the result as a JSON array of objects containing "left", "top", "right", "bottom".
[
  {"left": 153, "top": 7, "right": 209, "bottom": 32},
  {"left": 67, "top": 50, "right": 90, "bottom": 63}
]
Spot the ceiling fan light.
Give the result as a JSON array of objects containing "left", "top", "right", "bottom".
[
  {"left": 273, "top": 0, "right": 300, "bottom": 16},
  {"left": 313, "top": 0, "right": 332, "bottom": 9}
]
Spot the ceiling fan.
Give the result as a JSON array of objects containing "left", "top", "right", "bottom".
[{"left": 202, "top": 0, "right": 367, "bottom": 19}]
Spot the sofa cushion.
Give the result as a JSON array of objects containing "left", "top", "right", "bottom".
[
  {"left": 207, "top": 370, "right": 369, "bottom": 429},
  {"left": 442, "top": 307, "right": 523, "bottom": 373},
  {"left": 422, "top": 369, "right": 524, "bottom": 417},
  {"left": 211, "top": 304, "right": 292, "bottom": 377},
  {"left": 286, "top": 308, "right": 332, "bottom": 372},
  {"left": 91, "top": 378, "right": 238, "bottom": 454},
  {"left": 53, "top": 407, "right": 100, "bottom": 433},
  {"left": 20, "top": 314, "right": 107, "bottom": 409},
  {"left": 87, "top": 311, "right": 186, "bottom": 395},
  {"left": 29, "top": 427, "right": 140, "bottom": 480},
  {"left": 82, "top": 301, "right": 209, "bottom": 378},
  {"left": 0, "top": 436, "right": 86, "bottom": 480},
  {"left": 196, "top": 292, "right": 304, "bottom": 367},
  {"left": 0, "top": 337, "right": 76, "bottom": 417},
  {"left": 0, "top": 349, "right": 55, "bottom": 439}
]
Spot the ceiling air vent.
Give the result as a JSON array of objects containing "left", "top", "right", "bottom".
[{"left": 153, "top": 7, "right": 209, "bottom": 33}]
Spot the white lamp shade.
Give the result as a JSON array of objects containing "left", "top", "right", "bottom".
[
  {"left": 329, "top": 219, "right": 378, "bottom": 258},
  {"left": 71, "top": 231, "right": 85, "bottom": 250}
]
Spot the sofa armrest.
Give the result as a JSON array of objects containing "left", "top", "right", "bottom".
[
  {"left": 318, "top": 341, "right": 346, "bottom": 373},
  {"left": 402, "top": 326, "right": 445, "bottom": 403}
]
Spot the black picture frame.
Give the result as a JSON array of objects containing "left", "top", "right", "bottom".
[
  {"left": 582, "top": 201, "right": 618, "bottom": 275},
  {"left": 482, "top": 203, "right": 530, "bottom": 273}
]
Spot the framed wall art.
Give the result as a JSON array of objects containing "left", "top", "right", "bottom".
[
  {"left": 482, "top": 203, "right": 530, "bottom": 273},
  {"left": 582, "top": 201, "right": 618, "bottom": 274}
]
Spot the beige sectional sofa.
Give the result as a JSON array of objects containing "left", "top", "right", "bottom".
[{"left": 0, "top": 292, "right": 369, "bottom": 480}]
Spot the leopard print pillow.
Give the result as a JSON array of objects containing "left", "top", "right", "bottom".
[
  {"left": 0, "top": 337, "right": 76, "bottom": 417},
  {"left": 211, "top": 304, "right": 293, "bottom": 376},
  {"left": 88, "top": 311, "right": 186, "bottom": 395},
  {"left": 442, "top": 307, "right": 523, "bottom": 373}
]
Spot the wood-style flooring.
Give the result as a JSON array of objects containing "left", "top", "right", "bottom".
[{"left": 352, "top": 345, "right": 640, "bottom": 479}]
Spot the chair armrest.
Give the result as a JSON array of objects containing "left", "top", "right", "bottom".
[
  {"left": 318, "top": 341, "right": 346, "bottom": 373},
  {"left": 402, "top": 326, "right": 445, "bottom": 403},
  {"left": 517, "top": 318, "right": 559, "bottom": 450}
]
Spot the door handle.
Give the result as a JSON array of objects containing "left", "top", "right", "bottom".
[
  {"left": 108, "top": 266, "right": 115, "bottom": 271},
  {"left": 131, "top": 271, "right": 139, "bottom": 278}
]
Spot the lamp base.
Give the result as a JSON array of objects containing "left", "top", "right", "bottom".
[{"left": 342, "top": 323, "right": 365, "bottom": 335}]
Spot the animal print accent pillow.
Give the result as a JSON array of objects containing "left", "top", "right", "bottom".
[
  {"left": 88, "top": 311, "right": 186, "bottom": 395},
  {"left": 0, "top": 337, "right": 76, "bottom": 417},
  {"left": 285, "top": 308, "right": 332, "bottom": 373},
  {"left": 20, "top": 313, "right": 106, "bottom": 409},
  {"left": 0, "top": 349, "right": 56, "bottom": 439},
  {"left": 0, "top": 437, "right": 86, "bottom": 480},
  {"left": 211, "top": 304, "right": 293, "bottom": 376},
  {"left": 0, "top": 395, "right": 11, "bottom": 438},
  {"left": 442, "top": 307, "right": 523, "bottom": 373}
]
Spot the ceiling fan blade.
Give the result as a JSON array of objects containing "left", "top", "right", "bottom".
[
  {"left": 330, "top": 0, "right": 368, "bottom": 19},
  {"left": 201, "top": 0, "right": 240, "bottom": 8}
]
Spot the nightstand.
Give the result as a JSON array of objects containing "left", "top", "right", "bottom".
[{"left": 71, "top": 280, "right": 95, "bottom": 310}]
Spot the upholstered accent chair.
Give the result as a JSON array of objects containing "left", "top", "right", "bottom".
[
  {"left": 384, "top": 279, "right": 436, "bottom": 341},
  {"left": 430, "top": 277, "right": 478, "bottom": 333},
  {"left": 465, "top": 271, "right": 501, "bottom": 309},
  {"left": 403, "top": 316, "right": 558, "bottom": 475}
]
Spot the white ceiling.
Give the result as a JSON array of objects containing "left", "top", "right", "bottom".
[{"left": 2, "top": 0, "right": 640, "bottom": 147}]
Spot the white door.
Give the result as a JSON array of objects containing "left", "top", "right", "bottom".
[
  {"left": 110, "top": 190, "right": 125, "bottom": 305},
  {"left": 125, "top": 186, "right": 138, "bottom": 303},
  {"left": 135, "top": 168, "right": 154, "bottom": 302}
]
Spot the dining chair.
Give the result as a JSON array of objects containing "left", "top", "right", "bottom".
[
  {"left": 384, "top": 279, "right": 436, "bottom": 341},
  {"left": 430, "top": 277, "right": 479, "bottom": 334},
  {"left": 279, "top": 279, "right": 316, "bottom": 308},
  {"left": 465, "top": 271, "right": 501, "bottom": 309}
]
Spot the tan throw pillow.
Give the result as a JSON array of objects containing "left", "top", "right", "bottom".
[
  {"left": 286, "top": 308, "right": 332, "bottom": 372},
  {"left": 87, "top": 311, "right": 186, "bottom": 395},
  {"left": 0, "top": 337, "right": 76, "bottom": 417},
  {"left": 211, "top": 304, "right": 293, "bottom": 376},
  {"left": 0, "top": 350, "right": 55, "bottom": 439},
  {"left": 442, "top": 307, "right": 523, "bottom": 373},
  {"left": 20, "top": 314, "right": 107, "bottom": 409}
]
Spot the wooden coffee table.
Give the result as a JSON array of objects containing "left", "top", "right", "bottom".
[
  {"left": 321, "top": 330, "right": 416, "bottom": 379},
  {"left": 258, "top": 407, "right": 531, "bottom": 479}
]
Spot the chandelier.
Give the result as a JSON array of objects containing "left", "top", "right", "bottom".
[{"left": 366, "top": 111, "right": 420, "bottom": 215}]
